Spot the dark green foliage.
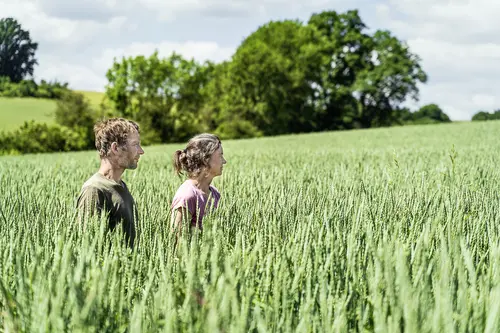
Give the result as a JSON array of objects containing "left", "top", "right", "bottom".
[
  {"left": 0, "top": 121, "right": 89, "bottom": 155},
  {"left": 0, "top": 91, "right": 97, "bottom": 155},
  {"left": 413, "top": 104, "right": 451, "bottom": 123},
  {"left": 0, "top": 17, "right": 38, "bottom": 83},
  {"left": 2, "top": 9, "right": 456, "bottom": 155},
  {"left": 54, "top": 91, "right": 97, "bottom": 148},
  {"left": 104, "top": 51, "right": 212, "bottom": 144},
  {"left": 397, "top": 104, "right": 452, "bottom": 125},
  {"left": 471, "top": 110, "right": 500, "bottom": 121},
  {"left": 0, "top": 76, "right": 69, "bottom": 98},
  {"left": 0, "top": 17, "right": 69, "bottom": 99},
  {"left": 102, "top": 9, "right": 433, "bottom": 144}
]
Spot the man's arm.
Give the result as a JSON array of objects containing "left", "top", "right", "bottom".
[{"left": 76, "top": 186, "right": 104, "bottom": 226}]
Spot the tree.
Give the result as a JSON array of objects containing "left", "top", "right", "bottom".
[
  {"left": 353, "top": 30, "right": 428, "bottom": 127},
  {"left": 306, "top": 10, "right": 374, "bottom": 130},
  {"left": 471, "top": 111, "right": 490, "bottom": 121},
  {"left": 201, "top": 61, "right": 263, "bottom": 139},
  {"left": 55, "top": 91, "right": 94, "bottom": 128},
  {"left": 228, "top": 20, "right": 324, "bottom": 135},
  {"left": 471, "top": 110, "right": 500, "bottom": 121},
  {"left": 413, "top": 103, "right": 450, "bottom": 123},
  {"left": 307, "top": 10, "right": 427, "bottom": 129},
  {"left": 100, "top": 9, "right": 431, "bottom": 143},
  {"left": 54, "top": 91, "right": 97, "bottom": 149},
  {"left": 104, "top": 50, "right": 212, "bottom": 143},
  {"left": 0, "top": 18, "right": 38, "bottom": 83},
  {"left": 393, "top": 106, "right": 414, "bottom": 124}
]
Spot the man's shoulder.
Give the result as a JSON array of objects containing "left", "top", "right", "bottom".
[
  {"left": 78, "top": 174, "right": 109, "bottom": 201},
  {"left": 78, "top": 182, "right": 105, "bottom": 202},
  {"left": 81, "top": 173, "right": 115, "bottom": 191}
]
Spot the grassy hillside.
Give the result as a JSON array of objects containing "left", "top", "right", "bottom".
[
  {"left": 74, "top": 90, "right": 105, "bottom": 107},
  {"left": 0, "top": 97, "right": 56, "bottom": 131},
  {"left": 0, "top": 90, "right": 105, "bottom": 132},
  {"left": 1, "top": 120, "right": 499, "bottom": 331}
]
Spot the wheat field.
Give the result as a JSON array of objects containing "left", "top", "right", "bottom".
[{"left": 1, "top": 121, "right": 499, "bottom": 332}]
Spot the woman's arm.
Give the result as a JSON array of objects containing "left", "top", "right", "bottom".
[{"left": 171, "top": 207, "right": 191, "bottom": 251}]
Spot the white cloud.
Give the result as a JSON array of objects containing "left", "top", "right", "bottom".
[
  {"left": 137, "top": 0, "right": 334, "bottom": 20},
  {"left": 97, "top": 41, "right": 235, "bottom": 68},
  {"left": 35, "top": 55, "right": 106, "bottom": 91},
  {"left": 1, "top": 0, "right": 128, "bottom": 45},
  {"left": 382, "top": 0, "right": 500, "bottom": 42},
  {"left": 2, "top": 0, "right": 499, "bottom": 120},
  {"left": 372, "top": 0, "right": 500, "bottom": 120},
  {"left": 407, "top": 38, "right": 500, "bottom": 82},
  {"left": 85, "top": 41, "right": 234, "bottom": 91},
  {"left": 30, "top": 40, "right": 236, "bottom": 92},
  {"left": 413, "top": 82, "right": 497, "bottom": 120}
]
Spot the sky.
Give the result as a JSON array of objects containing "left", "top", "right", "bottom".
[{"left": 2, "top": 0, "right": 499, "bottom": 121}]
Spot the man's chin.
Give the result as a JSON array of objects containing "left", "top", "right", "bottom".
[{"left": 127, "top": 163, "right": 138, "bottom": 170}]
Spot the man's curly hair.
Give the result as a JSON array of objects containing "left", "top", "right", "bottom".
[{"left": 93, "top": 118, "right": 140, "bottom": 158}]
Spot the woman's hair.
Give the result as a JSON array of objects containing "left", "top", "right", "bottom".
[{"left": 173, "top": 133, "right": 221, "bottom": 178}]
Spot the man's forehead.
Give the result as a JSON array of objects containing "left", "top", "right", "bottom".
[{"left": 128, "top": 131, "right": 140, "bottom": 141}]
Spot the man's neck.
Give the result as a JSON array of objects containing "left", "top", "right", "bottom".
[{"left": 98, "top": 159, "right": 125, "bottom": 183}]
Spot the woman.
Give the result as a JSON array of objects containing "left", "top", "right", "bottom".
[{"left": 170, "top": 133, "right": 226, "bottom": 233}]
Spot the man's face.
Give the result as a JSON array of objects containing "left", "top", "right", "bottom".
[{"left": 116, "top": 130, "right": 145, "bottom": 170}]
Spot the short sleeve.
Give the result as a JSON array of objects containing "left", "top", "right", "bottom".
[
  {"left": 76, "top": 186, "right": 105, "bottom": 219},
  {"left": 171, "top": 190, "right": 196, "bottom": 215}
]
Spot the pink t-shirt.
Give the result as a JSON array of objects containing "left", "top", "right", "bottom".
[{"left": 171, "top": 180, "right": 221, "bottom": 229}]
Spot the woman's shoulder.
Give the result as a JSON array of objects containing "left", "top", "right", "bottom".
[
  {"left": 209, "top": 184, "right": 221, "bottom": 199},
  {"left": 171, "top": 181, "right": 198, "bottom": 211},
  {"left": 175, "top": 180, "right": 196, "bottom": 193}
]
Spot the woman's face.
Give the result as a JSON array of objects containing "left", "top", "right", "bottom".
[{"left": 208, "top": 145, "right": 226, "bottom": 177}]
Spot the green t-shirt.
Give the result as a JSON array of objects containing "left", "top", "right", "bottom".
[{"left": 76, "top": 173, "right": 138, "bottom": 248}]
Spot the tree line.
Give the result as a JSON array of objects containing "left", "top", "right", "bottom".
[
  {"left": 471, "top": 110, "right": 500, "bottom": 121},
  {"left": 0, "top": 11, "right": 457, "bottom": 155}
]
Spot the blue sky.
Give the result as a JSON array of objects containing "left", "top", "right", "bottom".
[{"left": 2, "top": 0, "right": 499, "bottom": 120}]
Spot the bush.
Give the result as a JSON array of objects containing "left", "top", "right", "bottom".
[
  {"left": 214, "top": 117, "right": 263, "bottom": 140},
  {"left": 0, "top": 90, "right": 98, "bottom": 156},
  {"left": 0, "top": 89, "right": 117, "bottom": 156},
  {"left": 471, "top": 110, "right": 500, "bottom": 121},
  {"left": 35, "top": 80, "right": 69, "bottom": 99},
  {"left": 0, "top": 121, "right": 90, "bottom": 155},
  {"left": 413, "top": 104, "right": 451, "bottom": 123},
  {"left": 0, "top": 76, "right": 69, "bottom": 99},
  {"left": 55, "top": 91, "right": 95, "bottom": 128},
  {"left": 404, "top": 117, "right": 442, "bottom": 125},
  {"left": 54, "top": 90, "right": 97, "bottom": 149}
]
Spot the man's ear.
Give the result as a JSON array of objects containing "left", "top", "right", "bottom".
[{"left": 110, "top": 142, "right": 119, "bottom": 155}]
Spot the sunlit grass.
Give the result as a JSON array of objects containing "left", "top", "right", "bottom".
[
  {"left": 1, "top": 120, "right": 499, "bottom": 332},
  {"left": 0, "top": 91, "right": 104, "bottom": 132}
]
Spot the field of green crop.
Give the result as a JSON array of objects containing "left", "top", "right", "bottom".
[
  {"left": 0, "top": 97, "right": 56, "bottom": 131},
  {"left": 1, "top": 121, "right": 500, "bottom": 332},
  {"left": 0, "top": 91, "right": 104, "bottom": 132}
]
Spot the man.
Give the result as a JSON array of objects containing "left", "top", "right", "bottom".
[{"left": 76, "top": 117, "right": 145, "bottom": 249}]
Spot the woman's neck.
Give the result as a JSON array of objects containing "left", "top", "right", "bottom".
[{"left": 189, "top": 174, "right": 213, "bottom": 194}]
